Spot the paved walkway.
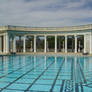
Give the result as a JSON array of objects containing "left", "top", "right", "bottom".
[{"left": 1, "top": 52, "right": 92, "bottom": 56}]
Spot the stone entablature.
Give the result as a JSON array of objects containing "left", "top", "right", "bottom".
[{"left": 0, "top": 24, "right": 92, "bottom": 32}]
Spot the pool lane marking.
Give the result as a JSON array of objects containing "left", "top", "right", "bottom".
[
  {"left": 60, "top": 80, "right": 65, "bottom": 92},
  {"left": 60, "top": 57, "right": 73, "bottom": 92},
  {"left": 24, "top": 58, "right": 58, "bottom": 92},
  {"left": 77, "top": 59, "right": 87, "bottom": 83},
  {"left": 0, "top": 58, "right": 50, "bottom": 91},
  {"left": 50, "top": 58, "right": 65, "bottom": 92}
]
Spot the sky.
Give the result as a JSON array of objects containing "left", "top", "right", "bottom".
[{"left": 0, "top": 0, "right": 92, "bottom": 27}]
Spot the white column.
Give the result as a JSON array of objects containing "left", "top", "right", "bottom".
[
  {"left": 90, "top": 33, "right": 92, "bottom": 54},
  {"left": 34, "top": 35, "right": 36, "bottom": 52},
  {"left": 13, "top": 36, "right": 16, "bottom": 52},
  {"left": 0, "top": 36, "right": 2, "bottom": 53},
  {"left": 55, "top": 35, "right": 57, "bottom": 53},
  {"left": 5, "top": 34, "right": 9, "bottom": 53},
  {"left": 3, "top": 35, "right": 6, "bottom": 53},
  {"left": 23, "top": 36, "right": 26, "bottom": 53},
  {"left": 75, "top": 35, "right": 77, "bottom": 53},
  {"left": 84, "top": 34, "right": 87, "bottom": 53},
  {"left": 65, "top": 35, "right": 67, "bottom": 53},
  {"left": 44, "top": 35, "right": 47, "bottom": 53}
]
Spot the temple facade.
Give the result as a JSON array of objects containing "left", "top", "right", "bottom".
[{"left": 0, "top": 24, "right": 92, "bottom": 54}]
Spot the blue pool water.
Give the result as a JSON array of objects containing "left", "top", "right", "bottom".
[{"left": 0, "top": 55, "right": 92, "bottom": 92}]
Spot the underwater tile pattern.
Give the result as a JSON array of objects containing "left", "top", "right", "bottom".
[{"left": 0, "top": 55, "right": 92, "bottom": 92}]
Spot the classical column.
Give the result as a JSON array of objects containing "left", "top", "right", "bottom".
[
  {"left": 3, "top": 35, "right": 6, "bottom": 53},
  {"left": 90, "top": 33, "right": 92, "bottom": 54},
  {"left": 75, "top": 35, "right": 77, "bottom": 53},
  {"left": 44, "top": 35, "right": 47, "bottom": 53},
  {"left": 65, "top": 35, "right": 67, "bottom": 53},
  {"left": 4, "top": 34, "right": 9, "bottom": 53},
  {"left": 34, "top": 35, "right": 36, "bottom": 52},
  {"left": 13, "top": 36, "right": 16, "bottom": 52},
  {"left": 0, "top": 36, "right": 2, "bottom": 53},
  {"left": 84, "top": 34, "right": 87, "bottom": 53},
  {"left": 55, "top": 35, "right": 57, "bottom": 53},
  {"left": 23, "top": 36, "right": 26, "bottom": 53}
]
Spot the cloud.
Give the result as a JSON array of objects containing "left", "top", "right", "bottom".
[{"left": 0, "top": 0, "right": 92, "bottom": 27}]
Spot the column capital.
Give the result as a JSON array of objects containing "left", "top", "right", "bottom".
[
  {"left": 24, "top": 35, "right": 26, "bottom": 37},
  {"left": 44, "top": 35, "right": 47, "bottom": 37},
  {"left": 74, "top": 35, "right": 77, "bottom": 37},
  {"left": 34, "top": 35, "right": 36, "bottom": 37},
  {"left": 65, "top": 35, "right": 67, "bottom": 37}
]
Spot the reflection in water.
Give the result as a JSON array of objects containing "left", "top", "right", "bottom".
[
  {"left": 54, "top": 56, "right": 57, "bottom": 70},
  {"left": 34, "top": 56, "right": 36, "bottom": 72},
  {"left": 0, "top": 55, "right": 92, "bottom": 92},
  {"left": 65, "top": 56, "right": 67, "bottom": 72},
  {"left": 3, "top": 56, "right": 8, "bottom": 74},
  {"left": 44, "top": 56, "right": 46, "bottom": 69},
  {"left": 84, "top": 57, "right": 87, "bottom": 71},
  {"left": 89, "top": 57, "right": 92, "bottom": 71},
  {"left": 22, "top": 56, "right": 26, "bottom": 71},
  {"left": 0, "top": 56, "right": 4, "bottom": 71}
]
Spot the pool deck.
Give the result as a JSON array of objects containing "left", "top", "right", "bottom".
[{"left": 1, "top": 52, "right": 92, "bottom": 56}]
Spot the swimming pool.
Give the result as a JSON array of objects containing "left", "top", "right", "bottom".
[{"left": 0, "top": 55, "right": 92, "bottom": 92}]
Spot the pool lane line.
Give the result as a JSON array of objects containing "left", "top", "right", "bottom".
[
  {"left": 24, "top": 58, "right": 58, "bottom": 92},
  {"left": 0, "top": 57, "right": 40, "bottom": 79},
  {"left": 0, "top": 59, "right": 50, "bottom": 92},
  {"left": 60, "top": 57, "right": 73, "bottom": 92},
  {"left": 49, "top": 58, "right": 65, "bottom": 92},
  {"left": 60, "top": 80, "right": 65, "bottom": 92},
  {"left": 75, "top": 83, "right": 79, "bottom": 92},
  {"left": 77, "top": 59, "right": 87, "bottom": 84},
  {"left": 63, "top": 58, "right": 74, "bottom": 92}
]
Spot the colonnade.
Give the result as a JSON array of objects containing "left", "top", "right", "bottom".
[
  {"left": 0, "top": 34, "right": 92, "bottom": 54},
  {"left": 14, "top": 35, "right": 87, "bottom": 53}
]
